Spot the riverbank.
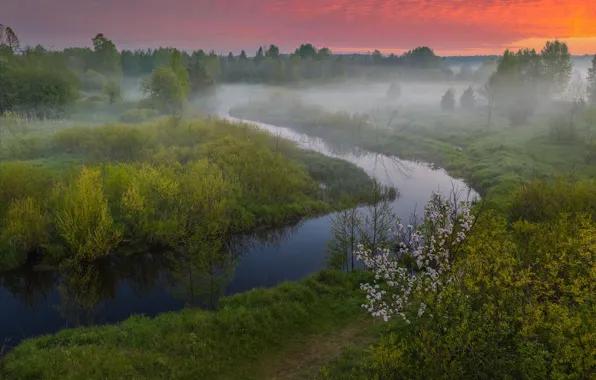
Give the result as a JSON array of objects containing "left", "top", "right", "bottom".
[
  {"left": 229, "top": 100, "right": 596, "bottom": 210},
  {"left": 0, "top": 270, "right": 381, "bottom": 380},
  {"left": 0, "top": 116, "right": 395, "bottom": 273},
  {"left": 2, "top": 114, "right": 596, "bottom": 379},
  {"left": 4, "top": 178, "right": 596, "bottom": 379}
]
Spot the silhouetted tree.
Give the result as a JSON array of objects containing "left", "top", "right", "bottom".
[
  {"left": 402, "top": 46, "right": 440, "bottom": 69},
  {"left": 541, "top": 40, "right": 572, "bottom": 95},
  {"left": 265, "top": 45, "right": 279, "bottom": 59},
  {"left": 490, "top": 48, "right": 542, "bottom": 126},
  {"left": 296, "top": 44, "right": 317, "bottom": 59},
  {"left": 460, "top": 86, "right": 476, "bottom": 111},
  {"left": 478, "top": 80, "right": 496, "bottom": 127},
  {"left": 255, "top": 46, "right": 264, "bottom": 66},
  {"left": 372, "top": 50, "right": 383, "bottom": 65},
  {"left": 318, "top": 47, "right": 332, "bottom": 59},
  {"left": 0, "top": 24, "right": 20, "bottom": 53},
  {"left": 187, "top": 56, "right": 213, "bottom": 95},
  {"left": 441, "top": 88, "right": 456, "bottom": 112},
  {"left": 91, "top": 33, "right": 120, "bottom": 76}
]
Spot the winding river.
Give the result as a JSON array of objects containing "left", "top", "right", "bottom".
[{"left": 0, "top": 111, "right": 477, "bottom": 351}]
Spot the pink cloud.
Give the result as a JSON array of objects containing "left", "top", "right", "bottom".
[{"left": 3, "top": 0, "right": 596, "bottom": 54}]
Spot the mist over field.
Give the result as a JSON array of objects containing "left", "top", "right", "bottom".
[{"left": 2, "top": 19, "right": 596, "bottom": 380}]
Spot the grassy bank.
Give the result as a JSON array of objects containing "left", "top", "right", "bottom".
[
  {"left": 3, "top": 179, "right": 596, "bottom": 379},
  {"left": 0, "top": 116, "right": 389, "bottom": 272},
  {"left": 0, "top": 270, "right": 379, "bottom": 380},
  {"left": 230, "top": 100, "right": 596, "bottom": 209}
]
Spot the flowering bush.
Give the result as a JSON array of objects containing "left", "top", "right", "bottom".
[{"left": 356, "top": 192, "right": 475, "bottom": 323}]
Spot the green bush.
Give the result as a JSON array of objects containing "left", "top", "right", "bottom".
[
  {"left": 120, "top": 108, "right": 159, "bottom": 123},
  {"left": 509, "top": 178, "right": 596, "bottom": 222},
  {"left": 0, "top": 197, "right": 50, "bottom": 270},
  {"left": 80, "top": 69, "right": 106, "bottom": 91},
  {"left": 52, "top": 167, "right": 122, "bottom": 261}
]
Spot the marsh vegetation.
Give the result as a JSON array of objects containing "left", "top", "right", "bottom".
[{"left": 1, "top": 23, "right": 596, "bottom": 379}]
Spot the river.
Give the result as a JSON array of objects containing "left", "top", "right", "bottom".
[{"left": 0, "top": 113, "right": 477, "bottom": 351}]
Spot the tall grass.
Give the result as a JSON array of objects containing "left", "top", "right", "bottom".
[{"left": 1, "top": 270, "right": 373, "bottom": 380}]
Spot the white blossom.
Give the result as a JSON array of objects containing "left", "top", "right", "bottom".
[{"left": 356, "top": 192, "right": 475, "bottom": 323}]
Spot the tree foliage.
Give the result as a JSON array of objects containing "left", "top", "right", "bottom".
[
  {"left": 353, "top": 183, "right": 596, "bottom": 379},
  {"left": 401, "top": 46, "right": 440, "bottom": 69},
  {"left": 459, "top": 86, "right": 476, "bottom": 111},
  {"left": 90, "top": 33, "right": 121, "bottom": 76},
  {"left": 440, "top": 88, "right": 456, "bottom": 112},
  {"left": 141, "top": 66, "right": 187, "bottom": 116},
  {"left": 541, "top": 40, "right": 573, "bottom": 95},
  {"left": 488, "top": 40, "right": 573, "bottom": 126}
]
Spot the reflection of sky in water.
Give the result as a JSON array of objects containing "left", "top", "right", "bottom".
[
  {"left": 0, "top": 115, "right": 475, "bottom": 351},
  {"left": 225, "top": 116, "right": 477, "bottom": 291}
]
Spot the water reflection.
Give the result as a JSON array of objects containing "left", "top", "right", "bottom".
[
  {"left": 0, "top": 223, "right": 302, "bottom": 349},
  {"left": 0, "top": 265, "right": 57, "bottom": 310},
  {"left": 0, "top": 115, "right": 478, "bottom": 351},
  {"left": 165, "top": 241, "right": 235, "bottom": 309}
]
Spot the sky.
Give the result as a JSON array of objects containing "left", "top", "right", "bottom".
[{"left": 3, "top": 0, "right": 596, "bottom": 56}]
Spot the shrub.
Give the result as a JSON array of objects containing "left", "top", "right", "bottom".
[
  {"left": 509, "top": 178, "right": 596, "bottom": 222},
  {"left": 0, "top": 197, "right": 50, "bottom": 270},
  {"left": 52, "top": 167, "right": 122, "bottom": 260},
  {"left": 102, "top": 79, "right": 121, "bottom": 104},
  {"left": 52, "top": 124, "right": 155, "bottom": 161}
]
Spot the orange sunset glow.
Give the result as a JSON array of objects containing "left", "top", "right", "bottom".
[{"left": 4, "top": 0, "right": 596, "bottom": 55}]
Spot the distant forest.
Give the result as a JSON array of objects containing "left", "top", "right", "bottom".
[
  {"left": 2, "top": 23, "right": 595, "bottom": 123},
  {"left": 0, "top": 25, "right": 505, "bottom": 88}
]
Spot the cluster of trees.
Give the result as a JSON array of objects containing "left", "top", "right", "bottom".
[
  {"left": 0, "top": 25, "right": 79, "bottom": 118},
  {"left": 485, "top": 41, "right": 579, "bottom": 126},
  {"left": 437, "top": 86, "right": 479, "bottom": 112},
  {"left": 0, "top": 118, "right": 379, "bottom": 271},
  {"left": 329, "top": 179, "right": 596, "bottom": 379},
  {"left": 122, "top": 44, "right": 456, "bottom": 83},
  {"left": 434, "top": 41, "right": 596, "bottom": 130},
  {"left": 1, "top": 24, "right": 508, "bottom": 122}
]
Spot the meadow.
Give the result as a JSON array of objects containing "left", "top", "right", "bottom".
[{"left": 1, "top": 25, "right": 596, "bottom": 379}]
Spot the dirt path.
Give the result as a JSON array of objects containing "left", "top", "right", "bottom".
[{"left": 254, "top": 318, "right": 377, "bottom": 380}]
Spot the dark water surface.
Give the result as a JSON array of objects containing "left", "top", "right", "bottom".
[{"left": 0, "top": 115, "right": 477, "bottom": 350}]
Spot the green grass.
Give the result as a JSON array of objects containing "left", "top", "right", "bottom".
[
  {"left": 0, "top": 270, "right": 374, "bottom": 380},
  {"left": 231, "top": 101, "right": 596, "bottom": 211}
]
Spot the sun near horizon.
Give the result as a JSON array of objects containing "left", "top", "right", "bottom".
[{"left": 3, "top": 0, "right": 596, "bottom": 55}]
